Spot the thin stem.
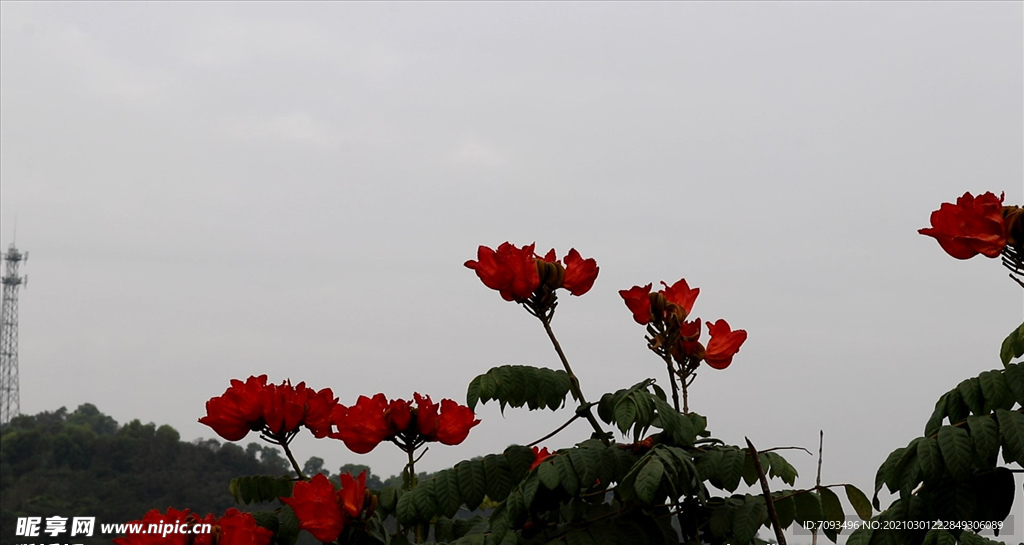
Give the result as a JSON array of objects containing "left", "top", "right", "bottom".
[
  {"left": 540, "top": 315, "right": 610, "bottom": 445},
  {"left": 528, "top": 413, "right": 582, "bottom": 447},
  {"left": 746, "top": 438, "right": 787, "bottom": 545},
  {"left": 406, "top": 446, "right": 423, "bottom": 544},
  {"left": 662, "top": 353, "right": 680, "bottom": 412},
  {"left": 278, "top": 435, "right": 306, "bottom": 481},
  {"left": 813, "top": 431, "right": 823, "bottom": 545}
]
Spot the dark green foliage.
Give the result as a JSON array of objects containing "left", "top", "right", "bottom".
[
  {"left": 867, "top": 363, "right": 1023, "bottom": 545},
  {"left": 0, "top": 405, "right": 289, "bottom": 545},
  {"left": 1000, "top": 321, "right": 1024, "bottom": 366},
  {"left": 467, "top": 365, "right": 572, "bottom": 412}
]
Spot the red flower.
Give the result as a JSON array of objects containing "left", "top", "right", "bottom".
[
  {"left": 704, "top": 319, "right": 747, "bottom": 369},
  {"left": 216, "top": 509, "right": 274, "bottom": 545},
  {"left": 199, "top": 376, "right": 339, "bottom": 442},
  {"left": 339, "top": 471, "right": 368, "bottom": 519},
  {"left": 560, "top": 249, "right": 599, "bottom": 296},
  {"left": 434, "top": 398, "right": 482, "bottom": 445},
  {"left": 465, "top": 242, "right": 541, "bottom": 301},
  {"left": 414, "top": 393, "right": 440, "bottom": 438},
  {"left": 660, "top": 279, "right": 699, "bottom": 317},
  {"left": 919, "top": 191, "right": 1007, "bottom": 259},
  {"left": 113, "top": 508, "right": 194, "bottom": 545},
  {"left": 619, "top": 284, "right": 653, "bottom": 324},
  {"left": 330, "top": 394, "right": 392, "bottom": 454},
  {"left": 529, "top": 446, "right": 553, "bottom": 470},
  {"left": 281, "top": 474, "right": 346, "bottom": 542},
  {"left": 199, "top": 376, "right": 268, "bottom": 441}
]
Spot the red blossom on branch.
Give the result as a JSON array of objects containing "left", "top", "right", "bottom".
[
  {"left": 198, "top": 376, "right": 338, "bottom": 442},
  {"left": 529, "top": 446, "right": 553, "bottom": 470},
  {"left": 113, "top": 508, "right": 272, "bottom": 545},
  {"left": 919, "top": 191, "right": 1007, "bottom": 259},
  {"left": 281, "top": 473, "right": 366, "bottom": 543},
  {"left": 466, "top": 242, "right": 599, "bottom": 302},
  {"left": 704, "top": 319, "right": 748, "bottom": 370},
  {"left": 330, "top": 393, "right": 480, "bottom": 454}
]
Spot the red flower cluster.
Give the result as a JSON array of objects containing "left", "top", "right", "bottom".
[
  {"left": 620, "top": 278, "right": 746, "bottom": 370},
  {"left": 113, "top": 508, "right": 272, "bottom": 545},
  {"left": 199, "top": 375, "right": 338, "bottom": 442},
  {"left": 619, "top": 279, "right": 699, "bottom": 325},
  {"left": 281, "top": 473, "right": 368, "bottom": 543},
  {"left": 465, "top": 242, "right": 599, "bottom": 302},
  {"left": 330, "top": 393, "right": 481, "bottom": 454},
  {"left": 919, "top": 191, "right": 1007, "bottom": 259}
]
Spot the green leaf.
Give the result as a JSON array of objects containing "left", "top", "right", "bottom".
[
  {"left": 937, "top": 426, "right": 973, "bottom": 480},
  {"left": 466, "top": 365, "right": 571, "bottom": 412},
  {"left": 979, "top": 370, "right": 1013, "bottom": 412},
  {"left": 847, "top": 526, "right": 872, "bottom": 545},
  {"left": 504, "top": 445, "right": 536, "bottom": 479},
  {"left": 457, "top": 460, "right": 487, "bottom": 511},
  {"left": 1004, "top": 362, "right": 1024, "bottom": 405},
  {"left": 432, "top": 471, "right": 460, "bottom": 518},
  {"left": 967, "top": 415, "right": 1000, "bottom": 466},
  {"left": 916, "top": 437, "right": 944, "bottom": 481},
  {"left": 732, "top": 496, "right": 766, "bottom": 545},
  {"left": 554, "top": 453, "right": 579, "bottom": 496},
  {"left": 538, "top": 458, "right": 560, "bottom": 490},
  {"left": 874, "top": 447, "right": 904, "bottom": 502},
  {"left": 378, "top": 486, "right": 399, "bottom": 512},
  {"left": 635, "top": 457, "right": 664, "bottom": 504},
  {"left": 1000, "top": 321, "right": 1024, "bottom": 366},
  {"left": 719, "top": 447, "right": 745, "bottom": 492},
  {"left": 819, "top": 487, "right": 844, "bottom": 533},
  {"left": 275, "top": 504, "right": 300, "bottom": 545},
  {"left": 793, "top": 491, "right": 823, "bottom": 524},
  {"left": 996, "top": 408, "right": 1024, "bottom": 465},
  {"left": 844, "top": 484, "right": 872, "bottom": 521},
  {"left": 772, "top": 493, "right": 796, "bottom": 529},
  {"left": 483, "top": 454, "right": 513, "bottom": 502},
  {"left": 944, "top": 388, "right": 968, "bottom": 424},
  {"left": 413, "top": 478, "right": 438, "bottom": 520},
  {"left": 613, "top": 399, "right": 637, "bottom": 436},
  {"left": 765, "top": 451, "right": 798, "bottom": 486},
  {"left": 957, "top": 378, "right": 985, "bottom": 416},
  {"left": 925, "top": 394, "right": 947, "bottom": 436},
  {"left": 396, "top": 489, "right": 417, "bottom": 525}
]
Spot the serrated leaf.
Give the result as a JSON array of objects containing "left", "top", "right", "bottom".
[
  {"left": 979, "top": 370, "right": 1013, "bottom": 412},
  {"left": 708, "top": 505, "right": 732, "bottom": 538},
  {"left": 467, "top": 377, "right": 482, "bottom": 411},
  {"left": 966, "top": 415, "right": 1000, "bottom": 466},
  {"left": 957, "top": 378, "right": 985, "bottom": 416},
  {"left": 925, "top": 394, "right": 947, "bottom": 436},
  {"left": 457, "top": 460, "right": 487, "bottom": 510},
  {"left": 613, "top": 399, "right": 637, "bottom": 436},
  {"left": 844, "top": 484, "right": 872, "bottom": 521},
  {"left": 483, "top": 454, "right": 513, "bottom": 501},
  {"left": 874, "top": 447, "right": 904, "bottom": 506},
  {"left": 1000, "top": 322, "right": 1024, "bottom": 366},
  {"left": 945, "top": 388, "right": 968, "bottom": 424},
  {"left": 396, "top": 488, "right": 417, "bottom": 525},
  {"left": 732, "top": 496, "right": 766, "bottom": 545},
  {"left": 504, "top": 444, "right": 535, "bottom": 479},
  {"left": 378, "top": 486, "right": 399, "bottom": 513},
  {"left": 276, "top": 504, "right": 300, "bottom": 545},
  {"left": 1004, "top": 363, "right": 1024, "bottom": 405},
  {"left": 996, "top": 408, "right": 1024, "bottom": 465},
  {"left": 847, "top": 526, "right": 872, "bottom": 545},
  {"left": 635, "top": 457, "right": 664, "bottom": 504},
  {"left": 413, "top": 478, "right": 438, "bottom": 520},
  {"left": 555, "top": 453, "right": 579, "bottom": 496},
  {"left": 916, "top": 437, "right": 943, "bottom": 481},
  {"left": 538, "top": 459, "right": 560, "bottom": 490},
  {"left": 937, "top": 426, "right": 973, "bottom": 480},
  {"left": 430, "top": 471, "right": 458, "bottom": 516},
  {"left": 719, "top": 447, "right": 745, "bottom": 492},
  {"left": 467, "top": 365, "right": 571, "bottom": 413}
]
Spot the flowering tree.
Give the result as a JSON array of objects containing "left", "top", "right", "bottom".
[{"left": 115, "top": 191, "right": 1022, "bottom": 545}]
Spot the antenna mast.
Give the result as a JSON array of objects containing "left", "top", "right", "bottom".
[{"left": 1, "top": 241, "right": 27, "bottom": 425}]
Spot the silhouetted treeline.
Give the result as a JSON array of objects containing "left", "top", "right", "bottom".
[{"left": 0, "top": 404, "right": 299, "bottom": 545}]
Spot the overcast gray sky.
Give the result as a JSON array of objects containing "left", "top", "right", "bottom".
[{"left": 1, "top": 1, "right": 1022, "bottom": 539}]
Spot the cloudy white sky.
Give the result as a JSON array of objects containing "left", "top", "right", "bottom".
[{"left": 1, "top": 1, "right": 1022, "bottom": 539}]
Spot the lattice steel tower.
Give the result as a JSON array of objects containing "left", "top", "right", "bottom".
[{"left": 1, "top": 242, "right": 27, "bottom": 425}]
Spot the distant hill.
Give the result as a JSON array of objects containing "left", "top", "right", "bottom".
[{"left": 0, "top": 404, "right": 306, "bottom": 545}]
